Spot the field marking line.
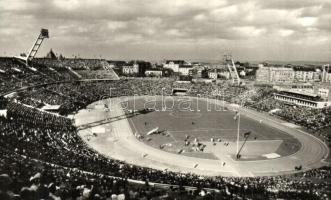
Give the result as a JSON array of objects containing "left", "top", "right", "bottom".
[
  {"left": 167, "top": 132, "right": 178, "bottom": 142},
  {"left": 168, "top": 129, "right": 209, "bottom": 133},
  {"left": 296, "top": 129, "right": 330, "bottom": 164},
  {"left": 128, "top": 117, "right": 139, "bottom": 134}
]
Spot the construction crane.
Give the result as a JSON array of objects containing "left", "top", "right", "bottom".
[
  {"left": 224, "top": 55, "right": 241, "bottom": 85},
  {"left": 15, "top": 28, "right": 49, "bottom": 66}
]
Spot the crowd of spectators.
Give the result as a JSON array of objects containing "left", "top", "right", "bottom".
[
  {"left": 0, "top": 57, "right": 79, "bottom": 95},
  {"left": 0, "top": 57, "right": 43, "bottom": 94},
  {"left": 1, "top": 102, "right": 329, "bottom": 199},
  {"left": 0, "top": 57, "right": 117, "bottom": 96},
  {"left": 0, "top": 96, "right": 8, "bottom": 109},
  {"left": 34, "top": 58, "right": 107, "bottom": 70},
  {"left": 33, "top": 58, "right": 119, "bottom": 80},
  {"left": 1, "top": 148, "right": 198, "bottom": 200},
  {"left": 14, "top": 78, "right": 247, "bottom": 114}
]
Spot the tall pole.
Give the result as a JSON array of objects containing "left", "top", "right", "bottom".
[
  {"left": 236, "top": 109, "right": 240, "bottom": 156},
  {"left": 236, "top": 100, "right": 244, "bottom": 158},
  {"left": 162, "top": 87, "right": 165, "bottom": 111}
]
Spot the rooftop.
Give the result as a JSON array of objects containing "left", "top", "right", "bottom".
[{"left": 165, "top": 60, "right": 186, "bottom": 64}]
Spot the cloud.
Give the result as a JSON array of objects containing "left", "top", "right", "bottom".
[
  {"left": 107, "top": 21, "right": 128, "bottom": 32},
  {"left": 278, "top": 29, "right": 294, "bottom": 37},
  {"left": 0, "top": 0, "right": 330, "bottom": 61},
  {"left": 258, "top": 0, "right": 324, "bottom": 10}
]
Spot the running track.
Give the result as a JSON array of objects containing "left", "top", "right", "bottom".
[{"left": 75, "top": 96, "right": 329, "bottom": 177}]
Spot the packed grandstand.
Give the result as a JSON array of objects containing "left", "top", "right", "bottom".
[{"left": 0, "top": 57, "right": 330, "bottom": 200}]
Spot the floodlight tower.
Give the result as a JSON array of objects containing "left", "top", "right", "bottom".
[
  {"left": 26, "top": 28, "right": 49, "bottom": 65},
  {"left": 16, "top": 29, "right": 49, "bottom": 66},
  {"left": 224, "top": 55, "right": 240, "bottom": 85}
]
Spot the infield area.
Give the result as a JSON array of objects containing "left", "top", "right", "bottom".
[
  {"left": 124, "top": 96, "right": 301, "bottom": 161},
  {"left": 75, "top": 96, "right": 329, "bottom": 177}
]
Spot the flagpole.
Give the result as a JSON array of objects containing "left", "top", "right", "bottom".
[
  {"left": 236, "top": 100, "right": 244, "bottom": 158},
  {"left": 236, "top": 109, "right": 240, "bottom": 157}
]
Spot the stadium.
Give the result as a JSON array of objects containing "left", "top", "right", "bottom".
[{"left": 0, "top": 26, "right": 330, "bottom": 199}]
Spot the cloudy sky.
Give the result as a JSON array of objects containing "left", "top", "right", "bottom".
[{"left": 0, "top": 0, "right": 330, "bottom": 62}]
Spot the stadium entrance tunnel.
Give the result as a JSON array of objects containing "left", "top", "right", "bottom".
[{"left": 172, "top": 88, "right": 188, "bottom": 96}]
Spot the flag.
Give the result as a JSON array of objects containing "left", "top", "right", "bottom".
[{"left": 233, "top": 111, "right": 240, "bottom": 121}]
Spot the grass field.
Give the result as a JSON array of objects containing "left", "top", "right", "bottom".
[{"left": 123, "top": 96, "right": 301, "bottom": 160}]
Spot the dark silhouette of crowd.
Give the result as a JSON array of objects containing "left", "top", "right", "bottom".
[
  {"left": 0, "top": 57, "right": 79, "bottom": 95},
  {"left": 34, "top": 58, "right": 107, "bottom": 70}
]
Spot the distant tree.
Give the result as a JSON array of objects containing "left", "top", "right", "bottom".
[
  {"left": 201, "top": 69, "right": 209, "bottom": 78},
  {"left": 243, "top": 62, "right": 250, "bottom": 68},
  {"left": 235, "top": 61, "right": 242, "bottom": 66},
  {"left": 58, "top": 54, "right": 65, "bottom": 60}
]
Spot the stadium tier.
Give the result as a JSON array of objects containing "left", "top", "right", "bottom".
[{"left": 0, "top": 57, "right": 330, "bottom": 200}]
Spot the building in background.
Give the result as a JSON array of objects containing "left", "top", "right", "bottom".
[
  {"left": 122, "top": 61, "right": 151, "bottom": 77},
  {"left": 256, "top": 66, "right": 295, "bottom": 83},
  {"left": 163, "top": 60, "right": 190, "bottom": 73},
  {"left": 293, "top": 66, "right": 321, "bottom": 82},
  {"left": 178, "top": 65, "right": 194, "bottom": 76},
  {"left": 323, "top": 73, "right": 331, "bottom": 83},
  {"left": 256, "top": 63, "right": 331, "bottom": 84},
  {"left": 317, "top": 88, "right": 331, "bottom": 100},
  {"left": 122, "top": 63, "right": 139, "bottom": 76},
  {"left": 322, "top": 64, "right": 331, "bottom": 83},
  {"left": 208, "top": 70, "right": 217, "bottom": 79}
]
